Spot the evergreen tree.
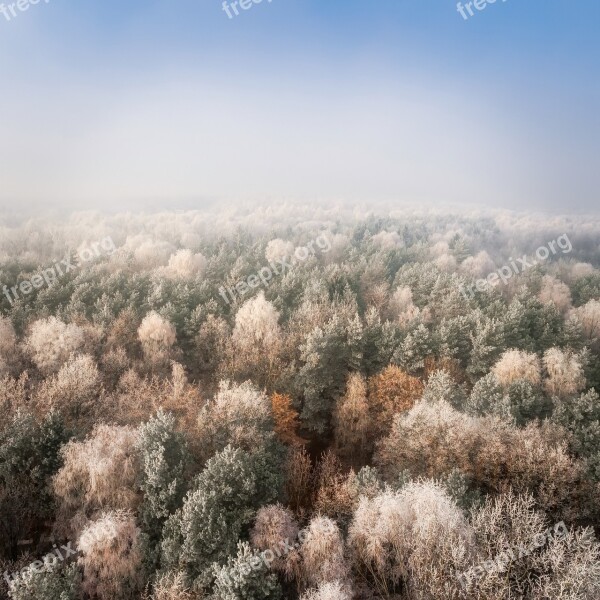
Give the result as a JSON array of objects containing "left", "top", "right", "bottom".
[
  {"left": 212, "top": 541, "right": 282, "bottom": 600},
  {"left": 160, "top": 445, "right": 282, "bottom": 590},
  {"left": 137, "top": 410, "right": 190, "bottom": 569}
]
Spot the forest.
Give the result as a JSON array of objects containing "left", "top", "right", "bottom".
[{"left": 1, "top": 204, "right": 600, "bottom": 599}]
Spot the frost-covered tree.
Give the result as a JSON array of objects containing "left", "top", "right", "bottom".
[
  {"left": 137, "top": 410, "right": 189, "bottom": 541},
  {"left": 36, "top": 353, "right": 101, "bottom": 426},
  {"left": 543, "top": 347, "right": 586, "bottom": 397},
  {"left": 78, "top": 510, "right": 144, "bottom": 600},
  {"left": 467, "top": 316, "right": 505, "bottom": 380},
  {"left": 298, "top": 516, "right": 348, "bottom": 590},
  {"left": 251, "top": 504, "right": 299, "bottom": 573},
  {"left": 395, "top": 323, "right": 434, "bottom": 374},
  {"left": 333, "top": 372, "right": 370, "bottom": 459},
  {"left": 53, "top": 424, "right": 140, "bottom": 536},
  {"left": 438, "top": 315, "right": 474, "bottom": 367},
  {"left": 6, "top": 563, "right": 81, "bottom": 600},
  {"left": 388, "top": 286, "right": 420, "bottom": 325},
  {"left": 232, "top": 291, "right": 281, "bottom": 353},
  {"left": 266, "top": 238, "right": 294, "bottom": 263},
  {"left": 194, "top": 313, "right": 229, "bottom": 378},
  {"left": 145, "top": 571, "right": 195, "bottom": 600},
  {"left": 0, "top": 316, "right": 18, "bottom": 376},
  {"left": 212, "top": 541, "right": 282, "bottom": 600},
  {"left": 553, "top": 388, "right": 600, "bottom": 480},
  {"left": 469, "top": 491, "right": 600, "bottom": 599},
  {"left": 538, "top": 274, "right": 572, "bottom": 314},
  {"left": 348, "top": 481, "right": 472, "bottom": 598},
  {"left": 376, "top": 398, "right": 596, "bottom": 522},
  {"left": 492, "top": 349, "right": 542, "bottom": 386},
  {"left": 0, "top": 411, "right": 67, "bottom": 559},
  {"left": 138, "top": 311, "right": 177, "bottom": 367},
  {"left": 299, "top": 581, "right": 351, "bottom": 600},
  {"left": 421, "top": 369, "right": 466, "bottom": 410},
  {"left": 296, "top": 314, "right": 363, "bottom": 433},
  {"left": 503, "top": 378, "right": 551, "bottom": 425},
  {"left": 569, "top": 299, "right": 600, "bottom": 346},
  {"left": 197, "top": 380, "right": 278, "bottom": 462},
  {"left": 25, "top": 316, "right": 85, "bottom": 374},
  {"left": 161, "top": 445, "right": 282, "bottom": 589},
  {"left": 228, "top": 292, "right": 283, "bottom": 384},
  {"left": 164, "top": 249, "right": 207, "bottom": 279}
]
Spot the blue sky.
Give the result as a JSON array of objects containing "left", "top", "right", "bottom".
[{"left": 0, "top": 0, "right": 598, "bottom": 212}]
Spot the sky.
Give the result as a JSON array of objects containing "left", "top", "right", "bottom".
[{"left": 0, "top": 0, "right": 598, "bottom": 213}]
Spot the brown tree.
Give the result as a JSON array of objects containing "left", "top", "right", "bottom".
[
  {"left": 333, "top": 373, "right": 370, "bottom": 461},
  {"left": 367, "top": 365, "right": 423, "bottom": 438},
  {"left": 271, "top": 392, "right": 306, "bottom": 446}
]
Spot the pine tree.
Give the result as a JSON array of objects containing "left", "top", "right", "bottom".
[
  {"left": 137, "top": 410, "right": 189, "bottom": 540},
  {"left": 161, "top": 445, "right": 282, "bottom": 590},
  {"left": 212, "top": 541, "right": 282, "bottom": 600}
]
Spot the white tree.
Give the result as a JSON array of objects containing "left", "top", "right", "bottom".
[
  {"left": 300, "top": 582, "right": 351, "bottom": 600},
  {"left": 372, "top": 230, "right": 403, "bottom": 250},
  {"left": 128, "top": 236, "right": 176, "bottom": 269},
  {"left": 569, "top": 299, "right": 600, "bottom": 343},
  {"left": 53, "top": 424, "right": 141, "bottom": 535},
  {"left": 138, "top": 311, "right": 177, "bottom": 365},
  {"left": 460, "top": 250, "right": 496, "bottom": 278},
  {"left": 197, "top": 380, "right": 275, "bottom": 459},
  {"left": 538, "top": 275, "right": 572, "bottom": 314},
  {"left": 388, "top": 286, "right": 420, "bottom": 325},
  {"left": 232, "top": 291, "right": 281, "bottom": 351},
  {"left": 492, "top": 349, "right": 542, "bottom": 386},
  {"left": 36, "top": 354, "right": 101, "bottom": 425},
  {"left": 26, "top": 317, "right": 85, "bottom": 374},
  {"left": 251, "top": 504, "right": 299, "bottom": 572},
  {"left": 265, "top": 238, "right": 294, "bottom": 263},
  {"left": 78, "top": 510, "right": 143, "bottom": 600},
  {"left": 543, "top": 348, "right": 585, "bottom": 397},
  {"left": 298, "top": 516, "right": 349, "bottom": 590},
  {"left": 348, "top": 481, "right": 472, "bottom": 598},
  {"left": 164, "top": 249, "right": 207, "bottom": 278}
]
